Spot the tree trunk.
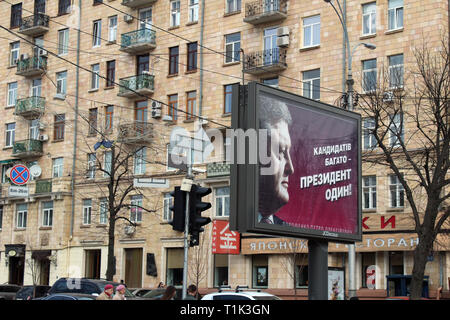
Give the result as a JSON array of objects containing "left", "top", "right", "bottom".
[{"left": 105, "top": 213, "right": 116, "bottom": 281}]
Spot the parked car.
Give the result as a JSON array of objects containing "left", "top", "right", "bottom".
[
  {"left": 139, "top": 287, "right": 183, "bottom": 300},
  {"left": 130, "top": 288, "right": 153, "bottom": 297},
  {"left": 201, "top": 286, "right": 281, "bottom": 301},
  {"left": 16, "top": 285, "right": 51, "bottom": 300},
  {"left": 0, "top": 284, "right": 22, "bottom": 300},
  {"left": 47, "top": 278, "right": 139, "bottom": 299},
  {"left": 38, "top": 293, "right": 97, "bottom": 300}
]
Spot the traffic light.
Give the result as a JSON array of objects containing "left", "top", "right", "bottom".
[
  {"left": 188, "top": 184, "right": 212, "bottom": 247},
  {"left": 168, "top": 186, "right": 186, "bottom": 232}
]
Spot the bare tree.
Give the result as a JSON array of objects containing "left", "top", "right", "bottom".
[
  {"left": 357, "top": 35, "right": 450, "bottom": 299},
  {"left": 279, "top": 239, "right": 308, "bottom": 299},
  {"left": 188, "top": 230, "right": 211, "bottom": 298}
]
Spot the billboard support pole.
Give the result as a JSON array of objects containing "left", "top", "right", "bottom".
[{"left": 308, "top": 239, "right": 329, "bottom": 300}]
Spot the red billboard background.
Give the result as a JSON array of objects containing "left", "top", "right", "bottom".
[{"left": 212, "top": 220, "right": 240, "bottom": 254}]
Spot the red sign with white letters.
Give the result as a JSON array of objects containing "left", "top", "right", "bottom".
[{"left": 212, "top": 220, "right": 240, "bottom": 254}]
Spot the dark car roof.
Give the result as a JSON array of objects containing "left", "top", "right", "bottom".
[{"left": 41, "top": 293, "right": 97, "bottom": 300}]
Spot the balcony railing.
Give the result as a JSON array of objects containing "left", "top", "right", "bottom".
[
  {"left": 12, "top": 139, "right": 43, "bottom": 158},
  {"left": 35, "top": 179, "right": 52, "bottom": 194},
  {"left": 122, "top": 0, "right": 158, "bottom": 8},
  {"left": 19, "top": 13, "right": 49, "bottom": 36},
  {"left": 118, "top": 122, "right": 154, "bottom": 144},
  {"left": 118, "top": 74, "right": 155, "bottom": 98},
  {"left": 16, "top": 56, "right": 47, "bottom": 77},
  {"left": 207, "top": 162, "right": 231, "bottom": 178},
  {"left": 15, "top": 97, "right": 45, "bottom": 119},
  {"left": 120, "top": 29, "right": 156, "bottom": 54},
  {"left": 243, "top": 48, "right": 287, "bottom": 75},
  {"left": 244, "top": 0, "right": 288, "bottom": 25}
]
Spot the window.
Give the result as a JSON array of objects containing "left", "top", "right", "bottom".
[
  {"left": 56, "top": 71, "right": 67, "bottom": 96},
  {"left": 88, "top": 108, "right": 97, "bottom": 135},
  {"left": 388, "top": 54, "right": 404, "bottom": 88},
  {"left": 42, "top": 201, "right": 53, "bottom": 227},
  {"left": 99, "top": 198, "right": 108, "bottom": 224},
  {"left": 5, "top": 123, "right": 16, "bottom": 148},
  {"left": 58, "top": 29, "right": 69, "bottom": 55},
  {"left": 7, "top": 82, "right": 18, "bottom": 107},
  {"left": 225, "top": 33, "right": 240, "bottom": 63},
  {"left": 2, "top": 164, "right": 13, "bottom": 183},
  {"left": 93, "top": 20, "right": 102, "bottom": 47},
  {"left": 10, "top": 42, "right": 20, "bottom": 66},
  {"left": 226, "top": 0, "right": 241, "bottom": 14},
  {"left": 361, "top": 253, "right": 376, "bottom": 288},
  {"left": 302, "top": 69, "right": 320, "bottom": 100},
  {"left": 134, "top": 147, "right": 146, "bottom": 175},
  {"left": 295, "top": 254, "right": 309, "bottom": 287},
  {"left": 363, "top": 118, "right": 377, "bottom": 149},
  {"left": 224, "top": 84, "right": 234, "bottom": 114},
  {"left": 166, "top": 248, "right": 183, "bottom": 286},
  {"left": 362, "top": 59, "right": 377, "bottom": 93},
  {"left": 389, "top": 113, "right": 404, "bottom": 147},
  {"left": 263, "top": 27, "right": 278, "bottom": 65},
  {"left": 10, "top": 3, "right": 22, "bottom": 28},
  {"left": 187, "top": 42, "right": 198, "bottom": 72},
  {"left": 166, "top": 144, "right": 176, "bottom": 171},
  {"left": 169, "top": 46, "right": 179, "bottom": 75},
  {"left": 105, "top": 105, "right": 114, "bottom": 131},
  {"left": 215, "top": 187, "right": 230, "bottom": 217},
  {"left": 168, "top": 94, "right": 178, "bottom": 121},
  {"left": 389, "top": 174, "right": 404, "bottom": 208},
  {"left": 58, "top": 0, "right": 71, "bottom": 15},
  {"left": 139, "top": 8, "right": 152, "bottom": 29},
  {"left": 389, "top": 251, "right": 404, "bottom": 275},
  {"left": 388, "top": 0, "right": 403, "bottom": 30},
  {"left": 103, "top": 151, "right": 112, "bottom": 177},
  {"left": 303, "top": 15, "right": 320, "bottom": 47},
  {"left": 83, "top": 199, "right": 92, "bottom": 225},
  {"left": 87, "top": 153, "right": 96, "bottom": 179},
  {"left": 214, "top": 254, "right": 229, "bottom": 287},
  {"left": 252, "top": 255, "right": 268, "bottom": 288},
  {"left": 262, "top": 77, "right": 279, "bottom": 87},
  {"left": 29, "top": 119, "right": 40, "bottom": 140},
  {"left": 54, "top": 114, "right": 65, "bottom": 140},
  {"left": 91, "top": 64, "right": 100, "bottom": 90},
  {"left": 170, "top": 0, "right": 180, "bottom": 27},
  {"left": 31, "top": 78, "right": 42, "bottom": 97},
  {"left": 189, "top": 0, "right": 199, "bottom": 23},
  {"left": 363, "top": 176, "right": 376, "bottom": 209},
  {"left": 186, "top": 91, "right": 196, "bottom": 120},
  {"left": 362, "top": 2, "right": 376, "bottom": 35},
  {"left": 163, "top": 193, "right": 173, "bottom": 221},
  {"left": 108, "top": 16, "right": 117, "bottom": 42},
  {"left": 52, "top": 157, "right": 64, "bottom": 178},
  {"left": 130, "top": 195, "right": 143, "bottom": 223},
  {"left": 16, "top": 203, "right": 27, "bottom": 229},
  {"left": 106, "top": 61, "right": 115, "bottom": 87}
]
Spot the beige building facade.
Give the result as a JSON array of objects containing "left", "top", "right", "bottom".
[{"left": 0, "top": 0, "right": 448, "bottom": 299}]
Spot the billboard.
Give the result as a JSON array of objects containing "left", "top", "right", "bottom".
[{"left": 230, "top": 82, "right": 362, "bottom": 243}]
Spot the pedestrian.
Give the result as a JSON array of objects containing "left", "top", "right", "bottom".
[
  {"left": 183, "top": 284, "right": 197, "bottom": 300},
  {"left": 160, "top": 285, "right": 176, "bottom": 300},
  {"left": 157, "top": 281, "right": 165, "bottom": 289},
  {"left": 113, "top": 284, "right": 127, "bottom": 300},
  {"left": 96, "top": 284, "right": 114, "bottom": 300}
]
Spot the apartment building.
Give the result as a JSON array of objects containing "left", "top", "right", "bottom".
[{"left": 0, "top": 0, "right": 448, "bottom": 299}]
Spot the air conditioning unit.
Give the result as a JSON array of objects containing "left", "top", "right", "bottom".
[
  {"left": 277, "top": 36, "right": 289, "bottom": 47},
  {"left": 162, "top": 115, "right": 173, "bottom": 122},
  {"left": 38, "top": 48, "right": 48, "bottom": 56},
  {"left": 383, "top": 91, "right": 394, "bottom": 103},
  {"left": 39, "top": 134, "right": 48, "bottom": 141},
  {"left": 142, "top": 70, "right": 151, "bottom": 75},
  {"left": 20, "top": 53, "right": 29, "bottom": 60},
  {"left": 277, "top": 26, "right": 290, "bottom": 37},
  {"left": 151, "top": 101, "right": 162, "bottom": 118},
  {"left": 198, "top": 117, "right": 209, "bottom": 126},
  {"left": 124, "top": 14, "right": 133, "bottom": 23},
  {"left": 124, "top": 225, "right": 135, "bottom": 235}
]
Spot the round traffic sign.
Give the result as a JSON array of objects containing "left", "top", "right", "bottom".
[{"left": 10, "top": 165, "right": 30, "bottom": 185}]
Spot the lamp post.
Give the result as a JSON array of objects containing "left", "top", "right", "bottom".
[{"left": 324, "top": 0, "right": 376, "bottom": 300}]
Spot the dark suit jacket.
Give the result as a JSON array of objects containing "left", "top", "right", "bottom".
[{"left": 273, "top": 215, "right": 290, "bottom": 226}]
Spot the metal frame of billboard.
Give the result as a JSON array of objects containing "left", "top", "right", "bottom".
[{"left": 230, "top": 82, "right": 362, "bottom": 243}]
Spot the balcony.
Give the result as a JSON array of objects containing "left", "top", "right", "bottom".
[
  {"left": 243, "top": 48, "right": 287, "bottom": 75},
  {"left": 121, "top": 0, "right": 158, "bottom": 8},
  {"left": 12, "top": 139, "right": 43, "bottom": 159},
  {"left": 207, "top": 162, "right": 231, "bottom": 178},
  {"left": 16, "top": 56, "right": 47, "bottom": 77},
  {"left": 118, "top": 74, "right": 155, "bottom": 98},
  {"left": 120, "top": 29, "right": 156, "bottom": 54},
  {"left": 19, "top": 13, "right": 49, "bottom": 36},
  {"left": 35, "top": 179, "right": 52, "bottom": 194},
  {"left": 244, "top": 0, "right": 287, "bottom": 25},
  {"left": 15, "top": 97, "right": 45, "bottom": 119},
  {"left": 118, "top": 122, "right": 153, "bottom": 144}
]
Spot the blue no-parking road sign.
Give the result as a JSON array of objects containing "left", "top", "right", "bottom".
[{"left": 10, "top": 165, "right": 30, "bottom": 185}]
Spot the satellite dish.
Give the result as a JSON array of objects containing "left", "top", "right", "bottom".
[
  {"left": 6, "top": 167, "right": 12, "bottom": 178},
  {"left": 29, "top": 165, "right": 42, "bottom": 178}
]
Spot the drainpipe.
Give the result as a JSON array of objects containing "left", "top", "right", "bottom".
[
  {"left": 342, "top": 0, "right": 347, "bottom": 95},
  {"left": 198, "top": 0, "right": 205, "bottom": 116}
]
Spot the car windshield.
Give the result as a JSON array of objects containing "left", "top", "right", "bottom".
[{"left": 141, "top": 289, "right": 165, "bottom": 298}]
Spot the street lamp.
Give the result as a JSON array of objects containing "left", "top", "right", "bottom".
[{"left": 324, "top": 0, "right": 376, "bottom": 300}]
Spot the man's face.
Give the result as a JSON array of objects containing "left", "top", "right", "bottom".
[{"left": 259, "top": 120, "right": 294, "bottom": 215}]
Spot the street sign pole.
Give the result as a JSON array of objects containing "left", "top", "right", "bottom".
[{"left": 308, "top": 239, "right": 329, "bottom": 300}]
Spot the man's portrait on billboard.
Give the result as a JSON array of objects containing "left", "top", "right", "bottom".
[{"left": 258, "top": 94, "right": 294, "bottom": 225}]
